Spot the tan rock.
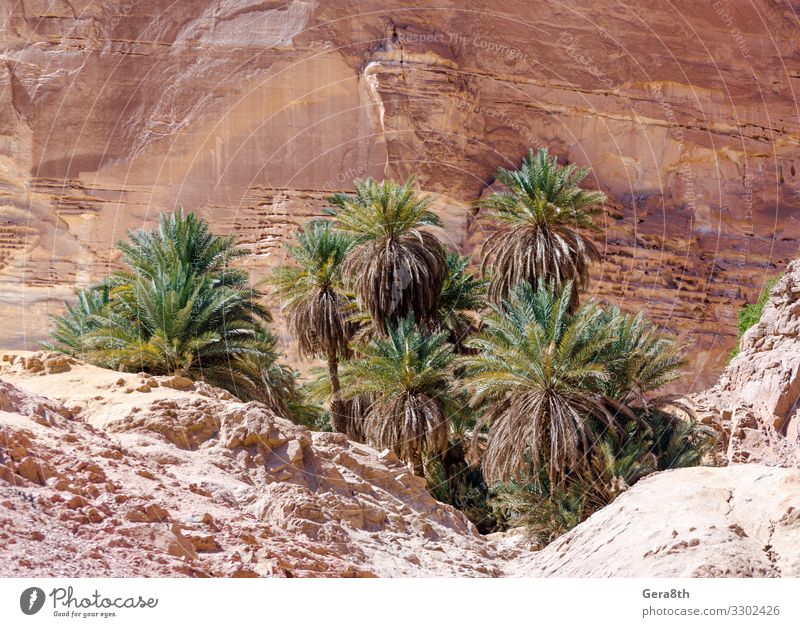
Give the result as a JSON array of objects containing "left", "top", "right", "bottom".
[
  {"left": 187, "top": 534, "right": 222, "bottom": 553},
  {"left": 688, "top": 261, "right": 800, "bottom": 466},
  {"left": 510, "top": 465, "right": 800, "bottom": 577},
  {"left": 13, "top": 457, "right": 56, "bottom": 485},
  {"left": 43, "top": 354, "right": 72, "bottom": 375},
  {"left": 160, "top": 376, "right": 195, "bottom": 391},
  {"left": 0, "top": 360, "right": 499, "bottom": 576}
]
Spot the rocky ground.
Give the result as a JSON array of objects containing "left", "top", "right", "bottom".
[
  {"left": 0, "top": 353, "right": 509, "bottom": 577},
  {"left": 1, "top": 349, "right": 799, "bottom": 578}
]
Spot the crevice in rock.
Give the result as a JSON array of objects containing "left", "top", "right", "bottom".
[{"left": 762, "top": 521, "right": 781, "bottom": 576}]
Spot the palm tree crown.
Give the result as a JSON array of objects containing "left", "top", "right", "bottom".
[
  {"left": 460, "top": 281, "right": 615, "bottom": 487},
  {"left": 47, "top": 210, "right": 292, "bottom": 410},
  {"left": 46, "top": 282, "right": 110, "bottom": 356},
  {"left": 478, "top": 147, "right": 605, "bottom": 309},
  {"left": 270, "top": 220, "right": 354, "bottom": 360},
  {"left": 329, "top": 177, "right": 447, "bottom": 333},
  {"left": 339, "top": 316, "right": 455, "bottom": 475}
]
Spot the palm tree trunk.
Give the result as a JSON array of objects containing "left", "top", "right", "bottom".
[
  {"left": 410, "top": 450, "right": 425, "bottom": 478},
  {"left": 328, "top": 350, "right": 340, "bottom": 395},
  {"left": 328, "top": 349, "right": 347, "bottom": 435}
]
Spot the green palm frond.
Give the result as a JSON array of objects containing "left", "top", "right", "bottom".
[
  {"left": 477, "top": 147, "right": 605, "bottom": 309},
  {"left": 117, "top": 209, "right": 249, "bottom": 284},
  {"left": 43, "top": 283, "right": 110, "bottom": 356},
  {"left": 339, "top": 316, "right": 455, "bottom": 474},
  {"left": 329, "top": 177, "right": 447, "bottom": 333},
  {"left": 433, "top": 253, "right": 487, "bottom": 352},
  {"left": 598, "top": 305, "right": 687, "bottom": 404}
]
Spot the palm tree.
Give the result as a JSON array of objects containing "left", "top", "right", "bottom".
[
  {"left": 460, "top": 281, "right": 615, "bottom": 488},
  {"left": 47, "top": 211, "right": 293, "bottom": 412},
  {"left": 329, "top": 177, "right": 447, "bottom": 333},
  {"left": 269, "top": 220, "right": 356, "bottom": 433},
  {"left": 432, "top": 253, "right": 487, "bottom": 352},
  {"left": 477, "top": 147, "right": 605, "bottom": 309},
  {"left": 461, "top": 278, "right": 703, "bottom": 490},
  {"left": 600, "top": 306, "right": 685, "bottom": 400},
  {"left": 44, "top": 282, "right": 110, "bottom": 357},
  {"left": 338, "top": 316, "right": 455, "bottom": 476}
]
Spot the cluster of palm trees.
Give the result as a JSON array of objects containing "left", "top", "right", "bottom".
[
  {"left": 49, "top": 147, "right": 713, "bottom": 538},
  {"left": 269, "top": 147, "right": 713, "bottom": 534}
]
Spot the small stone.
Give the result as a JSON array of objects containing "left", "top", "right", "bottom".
[
  {"left": 160, "top": 375, "right": 194, "bottom": 390},
  {"left": 187, "top": 534, "right": 221, "bottom": 553},
  {"left": 66, "top": 496, "right": 85, "bottom": 509},
  {"left": 143, "top": 503, "right": 170, "bottom": 522},
  {"left": 85, "top": 507, "right": 105, "bottom": 523}
]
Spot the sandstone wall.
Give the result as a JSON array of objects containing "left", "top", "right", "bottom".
[{"left": 1, "top": 1, "right": 799, "bottom": 389}]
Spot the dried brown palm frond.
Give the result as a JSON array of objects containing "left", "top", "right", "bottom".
[
  {"left": 329, "top": 177, "right": 447, "bottom": 333},
  {"left": 330, "top": 395, "right": 370, "bottom": 443},
  {"left": 477, "top": 147, "right": 604, "bottom": 310},
  {"left": 364, "top": 392, "right": 448, "bottom": 476},
  {"left": 481, "top": 222, "right": 599, "bottom": 311}
]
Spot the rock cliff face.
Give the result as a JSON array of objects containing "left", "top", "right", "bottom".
[
  {"left": 1, "top": 1, "right": 799, "bottom": 388},
  {"left": 2, "top": 352, "right": 799, "bottom": 577},
  {"left": 690, "top": 260, "right": 800, "bottom": 467}
]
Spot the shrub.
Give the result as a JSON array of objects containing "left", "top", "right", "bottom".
[{"left": 728, "top": 274, "right": 781, "bottom": 361}]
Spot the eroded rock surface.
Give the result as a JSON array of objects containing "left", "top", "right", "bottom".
[
  {"left": 0, "top": 354, "right": 505, "bottom": 577},
  {"left": 1, "top": 2, "right": 798, "bottom": 389},
  {"left": 690, "top": 261, "right": 800, "bottom": 467},
  {"left": 512, "top": 465, "right": 800, "bottom": 577}
]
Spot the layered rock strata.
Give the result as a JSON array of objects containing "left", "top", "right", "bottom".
[{"left": 1, "top": 1, "right": 799, "bottom": 388}]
